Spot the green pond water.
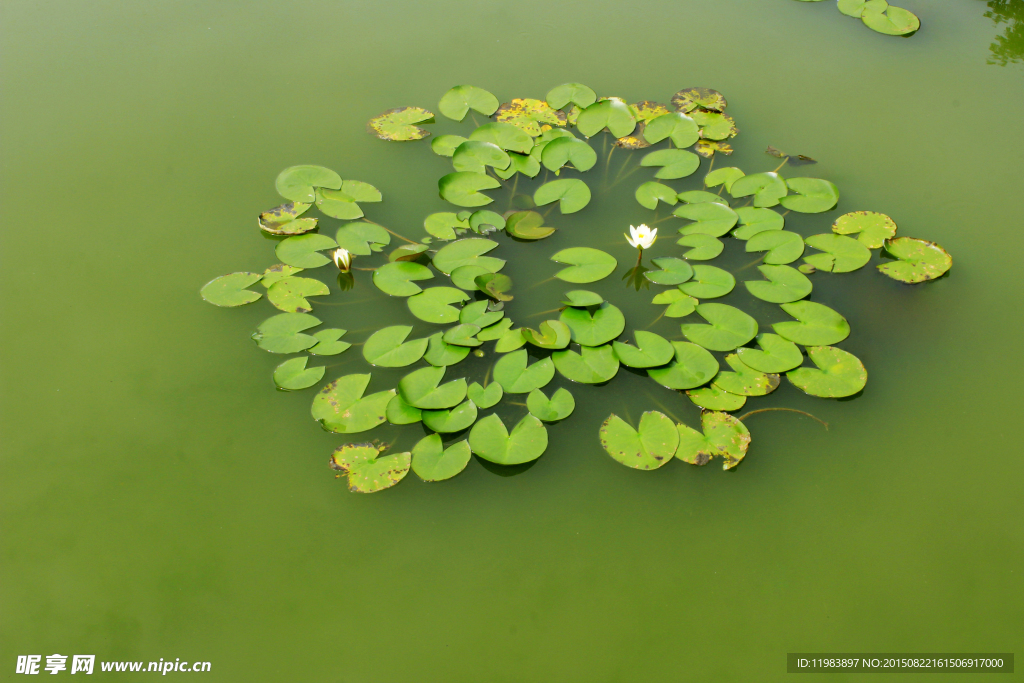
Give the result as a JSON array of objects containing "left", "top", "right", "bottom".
[{"left": 2, "top": 1, "right": 1023, "bottom": 680}]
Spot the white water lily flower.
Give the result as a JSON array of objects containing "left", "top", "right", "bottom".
[
  {"left": 625, "top": 224, "right": 657, "bottom": 250},
  {"left": 332, "top": 248, "right": 353, "bottom": 272}
]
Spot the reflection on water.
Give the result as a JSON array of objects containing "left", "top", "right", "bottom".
[{"left": 982, "top": 0, "right": 1024, "bottom": 65}]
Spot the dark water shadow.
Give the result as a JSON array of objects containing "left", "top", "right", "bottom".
[{"left": 474, "top": 455, "right": 539, "bottom": 477}]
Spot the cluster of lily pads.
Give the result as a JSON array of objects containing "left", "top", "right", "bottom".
[
  {"left": 201, "top": 82, "right": 951, "bottom": 493},
  {"left": 796, "top": 0, "right": 921, "bottom": 35}
]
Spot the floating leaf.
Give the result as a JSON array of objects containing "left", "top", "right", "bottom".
[
  {"left": 424, "top": 212, "right": 468, "bottom": 240},
  {"left": 527, "top": 388, "right": 575, "bottom": 422},
  {"left": 411, "top": 435, "right": 472, "bottom": 482},
  {"left": 559, "top": 302, "right": 626, "bottom": 346},
  {"left": 862, "top": 4, "right": 920, "bottom": 35},
  {"left": 334, "top": 221, "right": 389, "bottom": 255},
  {"left": 496, "top": 98, "right": 567, "bottom": 136},
  {"left": 275, "top": 166, "right": 342, "bottom": 203},
  {"left": 422, "top": 400, "right": 478, "bottom": 433},
  {"left": 460, "top": 300, "right": 503, "bottom": 328},
  {"left": 505, "top": 210, "right": 555, "bottom": 240},
  {"left": 367, "top": 106, "right": 434, "bottom": 141},
  {"left": 779, "top": 178, "right": 839, "bottom": 213},
  {"left": 643, "top": 257, "right": 694, "bottom": 285},
  {"left": 201, "top": 272, "right": 262, "bottom": 307},
  {"left": 309, "top": 328, "right": 350, "bottom": 356},
  {"left": 704, "top": 167, "right": 744, "bottom": 192},
  {"left": 476, "top": 272, "right": 514, "bottom": 301},
  {"left": 641, "top": 149, "right": 701, "bottom": 180},
  {"left": 643, "top": 112, "right": 700, "bottom": 147},
  {"left": 534, "top": 178, "right": 591, "bottom": 214},
  {"left": 443, "top": 324, "right": 482, "bottom": 347},
  {"left": 832, "top": 211, "right": 897, "bottom": 249},
  {"left": 424, "top": 332, "right": 471, "bottom": 366},
  {"left": 576, "top": 98, "right": 636, "bottom": 138},
  {"left": 732, "top": 206, "right": 785, "bottom": 240},
  {"left": 546, "top": 82, "right": 597, "bottom": 109},
  {"left": 450, "top": 265, "right": 491, "bottom": 290},
  {"left": 551, "top": 248, "right": 617, "bottom": 283},
  {"left": 878, "top": 237, "right": 952, "bottom": 283},
  {"left": 600, "top": 412, "right": 679, "bottom": 470},
  {"left": 671, "top": 87, "right": 727, "bottom": 113},
  {"left": 677, "top": 234, "right": 724, "bottom": 260},
  {"left": 493, "top": 349, "right": 555, "bottom": 393},
  {"left": 315, "top": 181, "right": 381, "bottom": 220},
  {"left": 674, "top": 201, "right": 738, "bottom": 237},
  {"left": 744, "top": 265, "right": 813, "bottom": 303},
  {"left": 541, "top": 137, "right": 596, "bottom": 173},
  {"left": 267, "top": 276, "right": 329, "bottom": 313},
  {"left": 736, "top": 333, "right": 803, "bottom": 373},
  {"left": 362, "top": 325, "right": 428, "bottom": 367},
  {"left": 469, "top": 414, "right": 548, "bottom": 465},
  {"left": 273, "top": 356, "right": 325, "bottom": 391},
  {"left": 252, "top": 313, "right": 320, "bottom": 353},
  {"left": 730, "top": 172, "right": 787, "bottom": 208},
  {"left": 788, "top": 346, "right": 867, "bottom": 397},
  {"left": 494, "top": 327, "right": 527, "bottom": 352},
  {"left": 259, "top": 202, "right": 317, "bottom": 235},
  {"left": 431, "top": 134, "right": 469, "bottom": 157},
  {"left": 773, "top": 301, "right": 850, "bottom": 346},
  {"left": 803, "top": 234, "right": 871, "bottom": 273},
  {"left": 452, "top": 141, "right": 511, "bottom": 174},
  {"left": 562, "top": 290, "right": 604, "bottom": 307},
  {"left": 838, "top": 0, "right": 869, "bottom": 15},
  {"left": 262, "top": 264, "right": 304, "bottom": 289},
  {"left": 522, "top": 320, "right": 571, "bottom": 350},
  {"left": 467, "top": 381, "right": 503, "bottom": 409},
  {"left": 552, "top": 345, "right": 619, "bottom": 384},
  {"left": 651, "top": 288, "right": 699, "bottom": 317},
  {"left": 746, "top": 230, "right": 805, "bottom": 265},
  {"left": 470, "top": 210, "right": 505, "bottom": 233},
  {"left": 495, "top": 152, "right": 542, "bottom": 179},
  {"left": 647, "top": 341, "right": 719, "bottom": 389},
  {"left": 276, "top": 233, "right": 338, "bottom": 268},
  {"left": 678, "top": 265, "right": 735, "bottom": 298},
  {"left": 432, "top": 238, "right": 502, "bottom": 274},
  {"left": 399, "top": 366, "right": 467, "bottom": 410},
  {"left": 635, "top": 181, "right": 678, "bottom": 210},
  {"left": 476, "top": 318, "right": 514, "bottom": 342},
  {"left": 713, "top": 354, "right": 780, "bottom": 396},
  {"left": 386, "top": 394, "right": 422, "bottom": 425},
  {"left": 439, "top": 85, "right": 499, "bottom": 121},
  {"left": 612, "top": 331, "right": 674, "bottom": 368},
  {"left": 675, "top": 412, "right": 750, "bottom": 470},
  {"left": 695, "top": 140, "right": 733, "bottom": 158},
  {"left": 330, "top": 443, "right": 411, "bottom": 493},
  {"left": 407, "top": 287, "right": 470, "bottom": 324},
  {"left": 614, "top": 130, "right": 650, "bottom": 150},
  {"left": 373, "top": 261, "right": 433, "bottom": 297},
  {"left": 469, "top": 122, "right": 533, "bottom": 154},
  {"left": 681, "top": 303, "right": 758, "bottom": 352},
  {"left": 691, "top": 111, "right": 737, "bottom": 141},
  {"left": 438, "top": 171, "right": 502, "bottom": 207},
  {"left": 312, "top": 374, "right": 394, "bottom": 433},
  {"left": 686, "top": 385, "right": 746, "bottom": 412}
]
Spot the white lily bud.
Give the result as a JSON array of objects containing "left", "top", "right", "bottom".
[{"left": 332, "top": 248, "right": 353, "bottom": 272}]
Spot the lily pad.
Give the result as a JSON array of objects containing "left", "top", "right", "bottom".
[
  {"left": 732, "top": 206, "right": 785, "bottom": 240},
  {"left": 641, "top": 148, "right": 701, "bottom": 180},
  {"left": 773, "top": 301, "right": 850, "bottom": 346},
  {"left": 391, "top": 244, "right": 432, "bottom": 261},
  {"left": 862, "top": 4, "right": 920, "bottom": 35},
  {"left": 469, "top": 414, "right": 548, "bottom": 465},
  {"left": 878, "top": 237, "right": 952, "bottom": 283},
  {"left": 686, "top": 385, "right": 746, "bottom": 412},
  {"left": 443, "top": 324, "right": 482, "bottom": 347},
  {"left": 576, "top": 98, "right": 636, "bottom": 138},
  {"left": 273, "top": 356, "right": 325, "bottom": 391},
  {"left": 678, "top": 265, "right": 735, "bottom": 298},
  {"left": 534, "top": 178, "right": 591, "bottom": 214},
  {"left": 552, "top": 345, "right": 619, "bottom": 384},
  {"left": 373, "top": 261, "right": 434, "bottom": 297},
  {"left": 643, "top": 112, "right": 700, "bottom": 147},
  {"left": 330, "top": 443, "right": 411, "bottom": 493},
  {"left": 362, "top": 326, "right": 428, "bottom": 367},
  {"left": 735, "top": 333, "right": 803, "bottom": 373},
  {"left": 635, "top": 181, "right": 679, "bottom": 210},
  {"left": 467, "top": 381, "right": 503, "bottom": 409},
  {"left": 411, "top": 435, "right": 472, "bottom": 482},
  {"left": 559, "top": 303, "right": 626, "bottom": 346},
  {"left": 267, "top": 276, "right": 329, "bottom": 313},
  {"left": 522, "top": 320, "right": 572, "bottom": 350},
  {"left": 399, "top": 366, "right": 467, "bottom": 410},
  {"left": 367, "top": 107, "right": 434, "bottom": 141},
  {"left": 730, "top": 172, "right": 787, "bottom": 208},
  {"left": 261, "top": 264, "right": 303, "bottom": 287},
  {"left": 551, "top": 248, "right": 618, "bottom": 283},
  {"left": 803, "top": 234, "right": 871, "bottom": 273},
  {"left": 546, "top": 82, "right": 597, "bottom": 110},
  {"left": 527, "top": 388, "right": 575, "bottom": 422},
  {"left": 386, "top": 394, "right": 422, "bottom": 425},
  {"left": 712, "top": 354, "right": 780, "bottom": 396},
  {"left": 674, "top": 202, "right": 738, "bottom": 237},
  {"left": 832, "top": 211, "right": 897, "bottom": 249},
  {"left": 438, "top": 172, "right": 502, "bottom": 207},
  {"left": 677, "top": 234, "right": 724, "bottom": 260},
  {"left": 423, "top": 212, "right": 468, "bottom": 240},
  {"left": 407, "top": 287, "right": 470, "bottom": 324},
  {"left": 612, "top": 331, "right": 675, "bottom": 368},
  {"left": 449, "top": 265, "right": 489, "bottom": 290},
  {"left": 506, "top": 210, "right": 555, "bottom": 240},
  {"left": 259, "top": 202, "right": 317, "bottom": 235},
  {"left": 838, "top": 0, "right": 871, "bottom": 15},
  {"left": 599, "top": 412, "right": 679, "bottom": 470},
  {"left": 431, "top": 135, "right": 469, "bottom": 157},
  {"left": 744, "top": 265, "right": 812, "bottom": 303},
  {"left": 315, "top": 180, "right": 382, "bottom": 219},
  {"left": 275, "top": 166, "right": 342, "bottom": 203},
  {"left": 309, "top": 328, "right": 351, "bottom": 356},
  {"left": 562, "top": 290, "right": 604, "bottom": 307},
  {"left": 788, "top": 345, "right": 867, "bottom": 397},
  {"left": 424, "top": 332, "right": 471, "bottom": 366},
  {"left": 201, "top": 272, "right": 262, "bottom": 307},
  {"left": 496, "top": 98, "right": 567, "bottom": 136},
  {"left": 497, "top": 152, "right": 543, "bottom": 180},
  {"left": 494, "top": 328, "right": 527, "bottom": 353},
  {"left": 746, "top": 230, "right": 805, "bottom": 265},
  {"left": 312, "top": 374, "right": 395, "bottom": 433},
  {"left": 422, "top": 400, "right": 478, "bottom": 433},
  {"left": 252, "top": 313, "right": 320, "bottom": 353},
  {"left": 704, "top": 167, "right": 744, "bottom": 192},
  {"left": 671, "top": 87, "right": 727, "bottom": 113},
  {"left": 652, "top": 289, "right": 699, "bottom": 317},
  {"left": 643, "top": 257, "right": 694, "bottom": 285},
  {"left": 439, "top": 85, "right": 500, "bottom": 121},
  {"left": 779, "top": 178, "right": 839, "bottom": 213},
  {"left": 476, "top": 318, "right": 514, "bottom": 343},
  {"left": 647, "top": 341, "right": 719, "bottom": 390},
  {"left": 334, "top": 221, "right": 389, "bottom": 255},
  {"left": 432, "top": 238, "right": 502, "bottom": 274},
  {"left": 476, "top": 273, "right": 514, "bottom": 302},
  {"left": 276, "top": 233, "right": 338, "bottom": 268},
  {"left": 541, "top": 137, "right": 596, "bottom": 173},
  {"left": 494, "top": 349, "right": 555, "bottom": 394},
  {"left": 459, "top": 300, "right": 503, "bottom": 329},
  {"left": 690, "top": 111, "right": 737, "bottom": 141},
  {"left": 675, "top": 412, "right": 750, "bottom": 470},
  {"left": 470, "top": 210, "right": 505, "bottom": 234},
  {"left": 695, "top": 140, "right": 734, "bottom": 158},
  {"left": 681, "top": 303, "right": 758, "bottom": 352},
  {"left": 469, "top": 122, "right": 533, "bottom": 154},
  {"left": 452, "top": 141, "right": 511, "bottom": 174}
]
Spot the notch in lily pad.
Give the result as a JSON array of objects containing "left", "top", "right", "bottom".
[
  {"left": 330, "top": 442, "right": 411, "bottom": 493},
  {"left": 600, "top": 411, "right": 679, "bottom": 470},
  {"left": 675, "top": 412, "right": 750, "bottom": 470},
  {"left": 439, "top": 85, "right": 500, "bottom": 121}
]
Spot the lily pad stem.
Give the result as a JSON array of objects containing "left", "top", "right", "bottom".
[
  {"left": 735, "top": 255, "right": 766, "bottom": 273},
  {"left": 645, "top": 396, "right": 682, "bottom": 424},
  {"left": 738, "top": 407, "right": 828, "bottom": 430},
  {"left": 646, "top": 311, "right": 666, "bottom": 328},
  {"left": 707, "top": 155, "right": 716, "bottom": 173},
  {"left": 363, "top": 219, "right": 418, "bottom": 244},
  {"left": 527, "top": 307, "right": 564, "bottom": 318},
  {"left": 526, "top": 276, "right": 556, "bottom": 290},
  {"left": 772, "top": 157, "right": 790, "bottom": 174}
]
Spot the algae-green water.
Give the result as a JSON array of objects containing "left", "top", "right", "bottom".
[{"left": 2, "top": 1, "right": 1022, "bottom": 680}]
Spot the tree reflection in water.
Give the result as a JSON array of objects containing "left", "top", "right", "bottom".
[{"left": 982, "top": 0, "right": 1024, "bottom": 65}]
